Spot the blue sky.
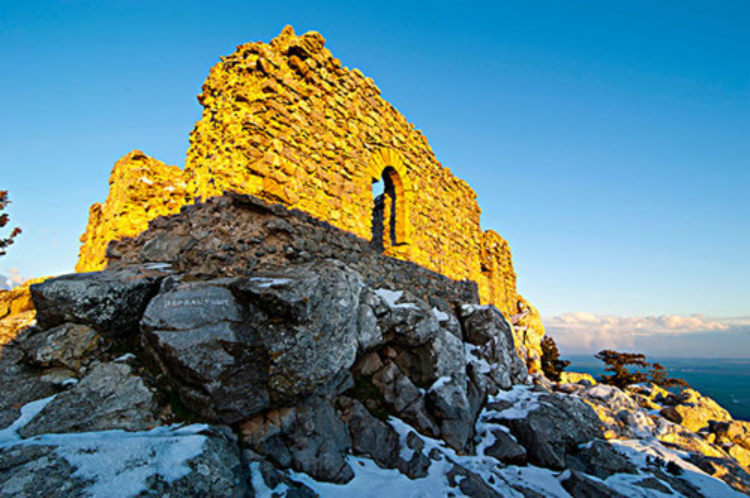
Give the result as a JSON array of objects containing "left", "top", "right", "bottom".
[{"left": 1, "top": 1, "right": 748, "bottom": 356}]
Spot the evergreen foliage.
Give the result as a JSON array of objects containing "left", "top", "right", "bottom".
[
  {"left": 595, "top": 349, "right": 689, "bottom": 389},
  {"left": 540, "top": 335, "right": 570, "bottom": 382},
  {"left": 0, "top": 190, "right": 22, "bottom": 257}
]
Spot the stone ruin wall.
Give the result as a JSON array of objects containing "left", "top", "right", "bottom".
[
  {"left": 184, "top": 26, "right": 520, "bottom": 315},
  {"left": 76, "top": 151, "right": 186, "bottom": 272},
  {"left": 76, "top": 26, "right": 528, "bottom": 321}
]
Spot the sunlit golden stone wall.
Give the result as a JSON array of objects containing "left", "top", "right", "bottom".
[
  {"left": 75, "top": 27, "right": 526, "bottom": 320},
  {"left": 184, "top": 26, "right": 514, "bottom": 305},
  {"left": 76, "top": 151, "right": 186, "bottom": 272}
]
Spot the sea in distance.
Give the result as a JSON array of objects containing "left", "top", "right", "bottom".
[{"left": 566, "top": 355, "right": 750, "bottom": 421}]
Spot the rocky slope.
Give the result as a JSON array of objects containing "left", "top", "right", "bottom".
[{"left": 1, "top": 254, "right": 749, "bottom": 496}]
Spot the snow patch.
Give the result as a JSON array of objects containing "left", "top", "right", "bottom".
[
  {"left": 114, "top": 353, "right": 136, "bottom": 363},
  {"left": 290, "top": 455, "right": 454, "bottom": 498},
  {"left": 2, "top": 423, "right": 211, "bottom": 498},
  {"left": 138, "top": 176, "right": 153, "bottom": 185},
  {"left": 460, "top": 304, "right": 493, "bottom": 316},
  {"left": 605, "top": 439, "right": 747, "bottom": 498},
  {"left": 387, "top": 417, "right": 416, "bottom": 462},
  {"left": 428, "top": 376, "right": 452, "bottom": 393},
  {"left": 431, "top": 307, "right": 450, "bottom": 322},
  {"left": 249, "top": 462, "right": 289, "bottom": 497},
  {"left": 250, "top": 277, "right": 291, "bottom": 289},
  {"left": 484, "top": 386, "right": 541, "bottom": 420},
  {"left": 0, "top": 395, "right": 56, "bottom": 445},
  {"left": 141, "top": 262, "right": 173, "bottom": 271},
  {"left": 375, "top": 289, "right": 419, "bottom": 311}
]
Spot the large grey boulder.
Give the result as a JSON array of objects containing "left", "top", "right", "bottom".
[
  {"left": 142, "top": 277, "right": 265, "bottom": 423},
  {"left": 371, "top": 361, "right": 441, "bottom": 437},
  {"left": 566, "top": 439, "right": 638, "bottom": 480},
  {"left": 460, "top": 305, "right": 528, "bottom": 389},
  {"left": 0, "top": 346, "right": 57, "bottom": 430},
  {"left": 338, "top": 396, "right": 400, "bottom": 467},
  {"left": 18, "top": 362, "right": 161, "bottom": 437},
  {"left": 143, "top": 427, "right": 249, "bottom": 497},
  {"left": 0, "top": 444, "right": 91, "bottom": 496},
  {"left": 482, "top": 427, "right": 527, "bottom": 465},
  {"left": 240, "top": 397, "right": 354, "bottom": 483},
  {"left": 491, "top": 391, "right": 603, "bottom": 469},
  {"left": 356, "top": 287, "right": 385, "bottom": 352},
  {"left": 231, "top": 261, "right": 363, "bottom": 405},
  {"left": 374, "top": 288, "right": 441, "bottom": 347},
  {"left": 561, "top": 470, "right": 628, "bottom": 498},
  {"left": 31, "top": 268, "right": 161, "bottom": 336},
  {"left": 394, "top": 327, "right": 466, "bottom": 388},
  {"left": 425, "top": 376, "right": 474, "bottom": 452},
  {"left": 142, "top": 261, "right": 365, "bottom": 423},
  {"left": 17, "top": 323, "right": 103, "bottom": 373}
]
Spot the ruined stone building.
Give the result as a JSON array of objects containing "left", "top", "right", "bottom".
[{"left": 77, "top": 26, "right": 543, "bottom": 347}]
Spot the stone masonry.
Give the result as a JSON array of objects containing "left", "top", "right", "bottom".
[{"left": 75, "top": 26, "right": 545, "bottom": 368}]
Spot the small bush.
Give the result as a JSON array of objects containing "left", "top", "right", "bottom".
[
  {"left": 595, "top": 349, "right": 689, "bottom": 389},
  {"left": 541, "top": 335, "right": 570, "bottom": 382}
]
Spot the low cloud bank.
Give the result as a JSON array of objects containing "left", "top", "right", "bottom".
[
  {"left": 0, "top": 269, "right": 27, "bottom": 289},
  {"left": 544, "top": 312, "right": 750, "bottom": 358}
]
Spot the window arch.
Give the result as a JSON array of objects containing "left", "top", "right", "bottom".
[{"left": 369, "top": 149, "right": 412, "bottom": 253}]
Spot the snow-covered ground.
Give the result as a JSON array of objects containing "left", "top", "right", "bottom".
[
  {"left": 0, "top": 396, "right": 213, "bottom": 498},
  {"left": 2, "top": 385, "right": 746, "bottom": 497}
]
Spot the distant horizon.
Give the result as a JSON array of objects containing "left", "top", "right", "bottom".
[{"left": 564, "top": 354, "right": 750, "bottom": 361}]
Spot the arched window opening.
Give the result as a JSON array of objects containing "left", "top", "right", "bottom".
[
  {"left": 371, "top": 178, "right": 386, "bottom": 252},
  {"left": 371, "top": 166, "right": 405, "bottom": 252}
]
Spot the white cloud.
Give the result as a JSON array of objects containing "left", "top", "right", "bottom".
[
  {"left": 544, "top": 312, "right": 736, "bottom": 355},
  {"left": 7, "top": 269, "right": 25, "bottom": 286},
  {"left": 1, "top": 269, "right": 27, "bottom": 289}
]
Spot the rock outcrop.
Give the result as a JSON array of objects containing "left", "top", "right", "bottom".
[{"left": 1, "top": 248, "right": 748, "bottom": 496}]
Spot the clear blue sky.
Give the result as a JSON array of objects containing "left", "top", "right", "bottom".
[{"left": 1, "top": 1, "right": 748, "bottom": 353}]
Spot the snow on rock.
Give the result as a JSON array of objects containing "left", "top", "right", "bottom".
[
  {"left": 0, "top": 396, "right": 210, "bottom": 498},
  {"left": 41, "top": 425, "right": 208, "bottom": 498},
  {"left": 0, "top": 395, "right": 56, "bottom": 445},
  {"left": 250, "top": 462, "right": 290, "bottom": 496},
  {"left": 485, "top": 385, "right": 541, "bottom": 420},
  {"left": 249, "top": 277, "right": 291, "bottom": 288},
  {"left": 375, "top": 289, "right": 419, "bottom": 310},
  {"left": 114, "top": 353, "right": 137, "bottom": 363},
  {"left": 387, "top": 417, "right": 417, "bottom": 462},
  {"left": 604, "top": 438, "right": 748, "bottom": 498},
  {"left": 290, "top": 456, "right": 455, "bottom": 498},
  {"left": 431, "top": 307, "right": 450, "bottom": 322},
  {"left": 0, "top": 398, "right": 246, "bottom": 497},
  {"left": 427, "top": 376, "right": 452, "bottom": 393}
]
